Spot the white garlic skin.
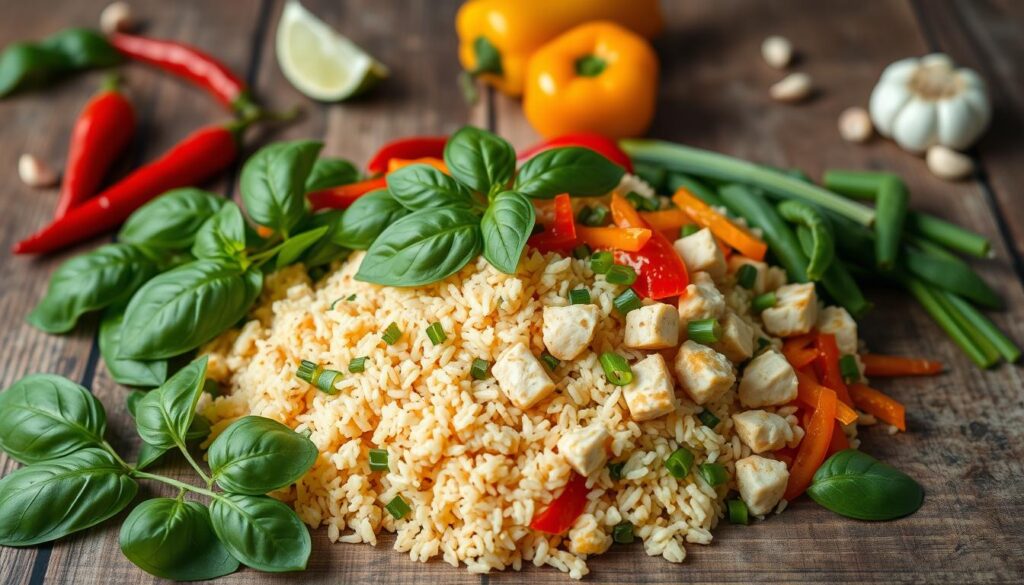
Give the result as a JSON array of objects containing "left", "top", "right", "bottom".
[{"left": 100, "top": 2, "right": 135, "bottom": 35}]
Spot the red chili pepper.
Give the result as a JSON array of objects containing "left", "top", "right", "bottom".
[
  {"left": 518, "top": 132, "right": 634, "bottom": 172},
  {"left": 109, "top": 32, "right": 254, "bottom": 114},
  {"left": 529, "top": 473, "right": 590, "bottom": 535},
  {"left": 366, "top": 136, "right": 448, "bottom": 176},
  {"left": 308, "top": 176, "right": 389, "bottom": 211},
  {"left": 54, "top": 77, "right": 136, "bottom": 219},
  {"left": 528, "top": 194, "right": 578, "bottom": 252},
  {"left": 813, "top": 333, "right": 854, "bottom": 407},
  {"left": 14, "top": 124, "right": 240, "bottom": 255}
]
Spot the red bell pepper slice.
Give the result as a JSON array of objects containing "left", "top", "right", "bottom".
[
  {"left": 529, "top": 473, "right": 590, "bottom": 535},
  {"left": 813, "top": 333, "right": 854, "bottom": 407},
  {"left": 784, "top": 385, "right": 837, "bottom": 501},
  {"left": 826, "top": 421, "right": 850, "bottom": 456},
  {"left": 518, "top": 132, "right": 634, "bottom": 173},
  {"left": 529, "top": 194, "right": 577, "bottom": 252},
  {"left": 366, "top": 136, "right": 448, "bottom": 175},
  {"left": 308, "top": 176, "right": 388, "bottom": 211},
  {"left": 608, "top": 193, "right": 689, "bottom": 299}
]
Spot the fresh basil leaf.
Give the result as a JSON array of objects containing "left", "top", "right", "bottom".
[
  {"left": 192, "top": 202, "right": 249, "bottom": 263},
  {"left": 304, "top": 158, "right": 359, "bottom": 192},
  {"left": 443, "top": 126, "right": 515, "bottom": 195},
  {"left": 99, "top": 306, "right": 168, "bottom": 388},
  {"left": 0, "top": 448, "right": 137, "bottom": 546},
  {"left": 120, "top": 498, "right": 239, "bottom": 580},
  {"left": 134, "top": 357, "right": 208, "bottom": 450},
  {"left": 208, "top": 416, "right": 318, "bottom": 495},
  {"left": 300, "top": 211, "right": 350, "bottom": 267},
  {"left": 481, "top": 191, "right": 535, "bottom": 274},
  {"left": 28, "top": 243, "right": 158, "bottom": 334},
  {"left": 241, "top": 140, "right": 322, "bottom": 236},
  {"left": 275, "top": 226, "right": 329, "bottom": 270},
  {"left": 127, "top": 391, "right": 211, "bottom": 470},
  {"left": 807, "top": 449, "right": 925, "bottom": 521},
  {"left": 120, "top": 260, "right": 263, "bottom": 360},
  {"left": 514, "top": 146, "right": 626, "bottom": 199},
  {"left": 38, "top": 28, "right": 121, "bottom": 69},
  {"left": 356, "top": 207, "right": 482, "bottom": 286},
  {"left": 0, "top": 374, "right": 105, "bottom": 464},
  {"left": 333, "top": 190, "right": 408, "bottom": 250},
  {"left": 386, "top": 164, "right": 474, "bottom": 210},
  {"left": 118, "top": 189, "right": 227, "bottom": 250},
  {"left": 209, "top": 494, "right": 311, "bottom": 572}
]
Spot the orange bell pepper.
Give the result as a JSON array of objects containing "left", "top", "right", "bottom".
[
  {"left": 861, "top": 354, "right": 943, "bottom": 377},
  {"left": 795, "top": 370, "right": 859, "bottom": 426},
  {"left": 826, "top": 421, "right": 850, "bottom": 456},
  {"left": 640, "top": 208, "right": 689, "bottom": 232},
  {"left": 576, "top": 226, "right": 651, "bottom": 252},
  {"left": 610, "top": 192, "right": 644, "bottom": 228},
  {"left": 523, "top": 22, "right": 659, "bottom": 139},
  {"left": 671, "top": 188, "right": 768, "bottom": 260},
  {"left": 784, "top": 385, "right": 837, "bottom": 501},
  {"left": 387, "top": 157, "right": 449, "bottom": 175},
  {"left": 849, "top": 383, "right": 906, "bottom": 431}
]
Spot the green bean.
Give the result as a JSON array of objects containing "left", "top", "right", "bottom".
[
  {"left": 796, "top": 227, "right": 872, "bottom": 318},
  {"left": 778, "top": 200, "right": 834, "bottom": 280},
  {"left": 943, "top": 293, "right": 1021, "bottom": 363},
  {"left": 633, "top": 161, "right": 667, "bottom": 193},
  {"left": 665, "top": 173, "right": 725, "bottom": 207},
  {"left": 932, "top": 290, "right": 1000, "bottom": 366},
  {"left": 719, "top": 184, "right": 809, "bottom": 282},
  {"left": 823, "top": 169, "right": 900, "bottom": 200},
  {"left": 902, "top": 278, "right": 994, "bottom": 368},
  {"left": 902, "top": 248, "right": 1002, "bottom": 309},
  {"left": 828, "top": 213, "right": 876, "bottom": 263},
  {"left": 874, "top": 176, "right": 908, "bottom": 271}
]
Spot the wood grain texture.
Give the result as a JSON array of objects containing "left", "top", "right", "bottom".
[{"left": 0, "top": 0, "right": 1022, "bottom": 583}]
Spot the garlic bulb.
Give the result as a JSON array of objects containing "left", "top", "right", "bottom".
[{"left": 869, "top": 53, "right": 990, "bottom": 153}]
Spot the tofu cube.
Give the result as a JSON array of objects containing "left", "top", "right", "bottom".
[
  {"left": 558, "top": 424, "right": 611, "bottom": 476},
  {"left": 817, "top": 306, "right": 858, "bottom": 356},
  {"left": 728, "top": 256, "right": 769, "bottom": 293},
  {"left": 673, "top": 340, "right": 735, "bottom": 405},
  {"left": 713, "top": 310, "right": 755, "bottom": 364},
  {"left": 673, "top": 228, "right": 726, "bottom": 281},
  {"left": 624, "top": 303, "right": 679, "bottom": 350},
  {"left": 493, "top": 342, "right": 556, "bottom": 410},
  {"left": 543, "top": 304, "right": 600, "bottom": 360},
  {"left": 738, "top": 350, "right": 798, "bottom": 408},
  {"left": 735, "top": 455, "right": 790, "bottom": 515},
  {"left": 678, "top": 272, "right": 726, "bottom": 328},
  {"left": 732, "top": 410, "right": 789, "bottom": 453},
  {"left": 623, "top": 354, "right": 677, "bottom": 421},
  {"left": 761, "top": 283, "right": 818, "bottom": 337}
]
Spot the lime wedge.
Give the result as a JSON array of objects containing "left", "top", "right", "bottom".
[{"left": 276, "top": 0, "right": 388, "bottom": 102}]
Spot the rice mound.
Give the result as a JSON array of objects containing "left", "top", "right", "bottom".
[{"left": 200, "top": 249, "right": 803, "bottom": 579}]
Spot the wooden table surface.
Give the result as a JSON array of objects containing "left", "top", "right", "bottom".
[{"left": 2, "top": 1, "right": 1023, "bottom": 583}]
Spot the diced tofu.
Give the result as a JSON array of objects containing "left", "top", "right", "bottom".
[
  {"left": 728, "top": 256, "right": 769, "bottom": 294},
  {"left": 764, "top": 266, "right": 788, "bottom": 291},
  {"left": 678, "top": 272, "right": 726, "bottom": 328},
  {"left": 673, "top": 340, "right": 735, "bottom": 405},
  {"left": 543, "top": 304, "right": 600, "bottom": 360},
  {"left": 558, "top": 424, "right": 611, "bottom": 476},
  {"left": 732, "top": 410, "right": 789, "bottom": 453},
  {"left": 761, "top": 283, "right": 818, "bottom": 337},
  {"left": 817, "top": 306, "right": 858, "bottom": 356},
  {"left": 673, "top": 228, "right": 726, "bottom": 281},
  {"left": 623, "top": 354, "right": 677, "bottom": 421},
  {"left": 713, "top": 310, "right": 755, "bottom": 364},
  {"left": 735, "top": 455, "right": 789, "bottom": 515},
  {"left": 493, "top": 342, "right": 556, "bottom": 409},
  {"left": 738, "top": 350, "right": 798, "bottom": 407},
  {"left": 624, "top": 303, "right": 679, "bottom": 350}
]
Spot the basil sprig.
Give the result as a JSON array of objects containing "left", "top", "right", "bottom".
[{"left": 807, "top": 449, "right": 924, "bottom": 521}]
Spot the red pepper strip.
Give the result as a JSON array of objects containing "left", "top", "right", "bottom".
[
  {"left": 308, "top": 177, "right": 389, "bottom": 211},
  {"left": 782, "top": 331, "right": 818, "bottom": 368},
  {"left": 110, "top": 32, "right": 252, "bottom": 113},
  {"left": 517, "top": 132, "right": 634, "bottom": 172},
  {"left": 528, "top": 194, "right": 577, "bottom": 252},
  {"left": 861, "top": 354, "right": 944, "bottom": 377},
  {"left": 784, "top": 385, "right": 837, "bottom": 501},
  {"left": 814, "top": 333, "right": 854, "bottom": 407},
  {"left": 849, "top": 383, "right": 907, "bottom": 431},
  {"left": 826, "top": 421, "right": 850, "bottom": 456},
  {"left": 609, "top": 193, "right": 689, "bottom": 299},
  {"left": 54, "top": 77, "right": 136, "bottom": 219},
  {"left": 529, "top": 473, "right": 590, "bottom": 534},
  {"left": 14, "top": 124, "right": 238, "bottom": 255},
  {"left": 794, "top": 370, "right": 859, "bottom": 426},
  {"left": 367, "top": 136, "right": 448, "bottom": 175}
]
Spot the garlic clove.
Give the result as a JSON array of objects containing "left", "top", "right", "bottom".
[
  {"left": 761, "top": 36, "right": 794, "bottom": 69},
  {"left": 892, "top": 98, "right": 938, "bottom": 153},
  {"left": 18, "top": 154, "right": 59, "bottom": 188},
  {"left": 926, "top": 145, "right": 974, "bottom": 181},
  {"left": 770, "top": 72, "right": 812, "bottom": 103},
  {"left": 838, "top": 107, "right": 873, "bottom": 143},
  {"left": 960, "top": 85, "right": 992, "bottom": 133},
  {"left": 869, "top": 82, "right": 911, "bottom": 137},
  {"left": 936, "top": 98, "right": 978, "bottom": 150},
  {"left": 100, "top": 2, "right": 135, "bottom": 35}
]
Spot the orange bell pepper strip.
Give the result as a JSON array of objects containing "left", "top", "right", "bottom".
[
  {"left": 861, "top": 354, "right": 943, "bottom": 377},
  {"left": 308, "top": 176, "right": 388, "bottom": 211},
  {"left": 387, "top": 157, "right": 449, "bottom": 174},
  {"left": 529, "top": 193, "right": 578, "bottom": 252},
  {"left": 576, "top": 226, "right": 651, "bottom": 252},
  {"left": 672, "top": 187, "right": 767, "bottom": 260},
  {"left": 610, "top": 192, "right": 645, "bottom": 228},
  {"left": 849, "top": 383, "right": 906, "bottom": 431},
  {"left": 639, "top": 208, "right": 688, "bottom": 232},
  {"left": 813, "top": 333, "right": 854, "bottom": 407},
  {"left": 784, "top": 385, "right": 837, "bottom": 502},
  {"left": 795, "top": 370, "right": 859, "bottom": 426},
  {"left": 782, "top": 334, "right": 818, "bottom": 368},
  {"left": 529, "top": 472, "right": 590, "bottom": 534}
]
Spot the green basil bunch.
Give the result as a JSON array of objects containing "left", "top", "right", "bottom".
[
  {"left": 348, "top": 126, "right": 625, "bottom": 286},
  {"left": 0, "top": 357, "right": 318, "bottom": 580},
  {"left": 0, "top": 28, "right": 121, "bottom": 98}
]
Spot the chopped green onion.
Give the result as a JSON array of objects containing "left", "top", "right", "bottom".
[
  {"left": 347, "top": 294, "right": 357, "bottom": 301},
  {"left": 680, "top": 224, "right": 701, "bottom": 238},
  {"left": 470, "top": 358, "right": 490, "bottom": 380},
  {"left": 727, "top": 499, "right": 749, "bottom": 525},
  {"left": 385, "top": 495, "right": 411, "bottom": 519},
  {"left": 698, "top": 462, "right": 728, "bottom": 487},
  {"left": 613, "top": 288, "right": 642, "bottom": 315},
  {"left": 426, "top": 322, "right": 447, "bottom": 346},
  {"left": 591, "top": 251, "right": 614, "bottom": 274},
  {"left": 736, "top": 264, "right": 758, "bottom": 289},
  {"left": 368, "top": 448, "right": 389, "bottom": 472},
  {"left": 752, "top": 292, "right": 777, "bottom": 313},
  {"left": 572, "top": 244, "right": 592, "bottom": 259},
  {"left": 664, "top": 447, "right": 694, "bottom": 479},
  {"left": 626, "top": 191, "right": 659, "bottom": 211},
  {"left": 578, "top": 204, "right": 609, "bottom": 227},
  {"left": 329, "top": 295, "right": 355, "bottom": 309},
  {"left": 839, "top": 354, "right": 860, "bottom": 382},
  {"left": 608, "top": 461, "right": 626, "bottom": 481},
  {"left": 600, "top": 352, "right": 633, "bottom": 386},
  {"left": 569, "top": 288, "right": 591, "bottom": 305},
  {"left": 349, "top": 357, "right": 367, "bottom": 373},
  {"left": 382, "top": 322, "right": 403, "bottom": 345},
  {"left": 612, "top": 522, "right": 635, "bottom": 544},
  {"left": 295, "top": 360, "right": 341, "bottom": 395},
  {"left": 541, "top": 351, "right": 560, "bottom": 371},
  {"left": 606, "top": 264, "right": 637, "bottom": 285},
  {"left": 687, "top": 318, "right": 721, "bottom": 345},
  {"left": 698, "top": 409, "right": 720, "bottom": 428}
]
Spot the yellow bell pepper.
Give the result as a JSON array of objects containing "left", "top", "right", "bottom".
[
  {"left": 523, "top": 21, "right": 659, "bottom": 139},
  {"left": 456, "top": 0, "right": 662, "bottom": 97}
]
